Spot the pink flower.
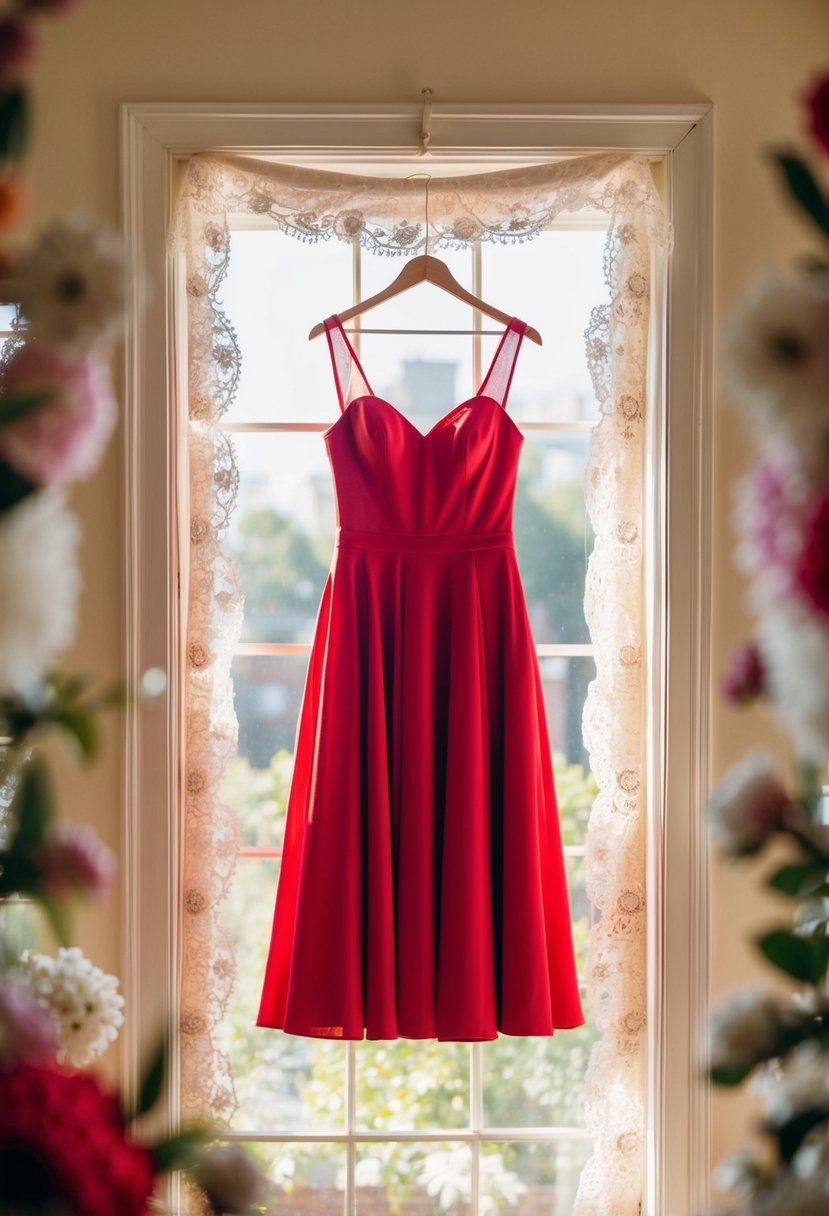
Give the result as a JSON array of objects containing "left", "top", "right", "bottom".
[
  {"left": 793, "top": 492, "right": 829, "bottom": 618},
  {"left": 709, "top": 751, "right": 791, "bottom": 856},
  {"left": 722, "top": 641, "right": 766, "bottom": 704},
  {"left": 0, "top": 984, "right": 57, "bottom": 1067},
  {"left": 0, "top": 17, "right": 38, "bottom": 78},
  {"left": 35, "top": 821, "right": 116, "bottom": 901},
  {"left": 0, "top": 341, "right": 117, "bottom": 486}
]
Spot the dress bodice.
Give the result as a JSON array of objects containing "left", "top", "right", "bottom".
[{"left": 321, "top": 317, "right": 527, "bottom": 539}]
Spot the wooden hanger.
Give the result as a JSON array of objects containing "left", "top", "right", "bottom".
[{"left": 308, "top": 254, "right": 542, "bottom": 344}]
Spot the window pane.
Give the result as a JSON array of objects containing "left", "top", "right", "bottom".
[
  {"left": 215, "top": 856, "right": 347, "bottom": 1132},
  {"left": 355, "top": 1040, "right": 469, "bottom": 1131},
  {"left": 241, "top": 1140, "right": 346, "bottom": 1216},
  {"left": 483, "top": 1024, "right": 598, "bottom": 1130},
  {"left": 566, "top": 854, "right": 590, "bottom": 978},
  {"left": 228, "top": 432, "right": 335, "bottom": 645},
  {"left": 480, "top": 229, "right": 608, "bottom": 423},
  {"left": 479, "top": 1139, "right": 594, "bottom": 1216},
  {"left": 231, "top": 652, "right": 308, "bottom": 781},
  {"left": 515, "top": 432, "right": 592, "bottom": 646},
  {"left": 221, "top": 229, "right": 354, "bottom": 423},
  {"left": 552, "top": 734, "right": 596, "bottom": 848},
  {"left": 356, "top": 1142, "right": 471, "bottom": 1216}
]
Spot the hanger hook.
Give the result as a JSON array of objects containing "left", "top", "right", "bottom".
[{"left": 406, "top": 171, "right": 432, "bottom": 258}]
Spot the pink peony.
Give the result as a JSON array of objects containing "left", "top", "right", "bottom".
[
  {"left": 793, "top": 492, "right": 829, "bottom": 618},
  {"left": 0, "top": 984, "right": 57, "bottom": 1067},
  {"left": 721, "top": 641, "right": 766, "bottom": 704},
  {"left": 35, "top": 821, "right": 116, "bottom": 902},
  {"left": 709, "top": 751, "right": 791, "bottom": 856},
  {"left": 0, "top": 340, "right": 117, "bottom": 486}
]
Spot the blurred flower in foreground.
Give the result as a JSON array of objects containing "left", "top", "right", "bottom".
[
  {"left": 15, "top": 946, "right": 124, "bottom": 1067},
  {"left": 0, "top": 982, "right": 57, "bottom": 1066},
  {"left": 0, "top": 489, "right": 79, "bottom": 695},
  {"left": 0, "top": 1062, "right": 156, "bottom": 1216},
  {"left": 12, "top": 212, "right": 129, "bottom": 352},
  {"left": 722, "top": 641, "right": 766, "bottom": 705},
  {"left": 0, "top": 340, "right": 117, "bottom": 487},
  {"left": 708, "top": 750, "right": 792, "bottom": 857},
  {"left": 195, "top": 1142, "right": 267, "bottom": 1215},
  {"left": 35, "top": 819, "right": 116, "bottom": 901}
]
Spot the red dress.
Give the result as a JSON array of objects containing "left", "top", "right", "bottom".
[{"left": 256, "top": 315, "right": 584, "bottom": 1041}]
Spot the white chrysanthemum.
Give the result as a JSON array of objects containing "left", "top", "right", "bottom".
[
  {"left": 720, "top": 268, "right": 829, "bottom": 459},
  {"left": 711, "top": 1147, "right": 764, "bottom": 1199},
  {"left": 15, "top": 946, "right": 124, "bottom": 1068},
  {"left": 0, "top": 491, "right": 80, "bottom": 695},
  {"left": 708, "top": 752, "right": 790, "bottom": 856},
  {"left": 708, "top": 986, "right": 781, "bottom": 1071},
  {"left": 752, "top": 1042, "right": 829, "bottom": 1126},
  {"left": 757, "top": 601, "right": 829, "bottom": 765},
  {"left": 13, "top": 212, "right": 129, "bottom": 352}
]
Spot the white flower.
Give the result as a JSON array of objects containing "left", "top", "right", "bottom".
[
  {"left": 712, "top": 1147, "right": 764, "bottom": 1198},
  {"left": 708, "top": 751, "right": 790, "bottom": 856},
  {"left": 15, "top": 946, "right": 124, "bottom": 1068},
  {"left": 13, "top": 212, "right": 130, "bottom": 352},
  {"left": 708, "top": 986, "right": 781, "bottom": 1071},
  {"left": 757, "top": 601, "right": 829, "bottom": 765},
  {"left": 720, "top": 268, "right": 829, "bottom": 460},
  {"left": 0, "top": 490, "right": 80, "bottom": 696},
  {"left": 195, "top": 1143, "right": 267, "bottom": 1214},
  {"left": 752, "top": 1042, "right": 829, "bottom": 1126},
  {"left": 752, "top": 1166, "right": 829, "bottom": 1216}
]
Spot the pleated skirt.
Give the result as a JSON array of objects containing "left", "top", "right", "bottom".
[{"left": 256, "top": 533, "right": 584, "bottom": 1040}]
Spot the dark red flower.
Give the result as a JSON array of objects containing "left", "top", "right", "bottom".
[
  {"left": 794, "top": 493, "right": 829, "bottom": 617},
  {"left": 805, "top": 73, "right": 829, "bottom": 157},
  {"left": 0, "top": 1062, "right": 156, "bottom": 1215},
  {"left": 721, "top": 641, "right": 766, "bottom": 704},
  {"left": 0, "top": 17, "right": 38, "bottom": 78}
]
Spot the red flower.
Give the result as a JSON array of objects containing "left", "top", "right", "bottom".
[
  {"left": 722, "top": 641, "right": 766, "bottom": 704},
  {"left": 805, "top": 73, "right": 829, "bottom": 157},
  {"left": 794, "top": 493, "right": 829, "bottom": 617},
  {"left": 0, "top": 1062, "right": 156, "bottom": 1215}
]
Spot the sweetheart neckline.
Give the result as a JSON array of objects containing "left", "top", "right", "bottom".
[{"left": 322, "top": 394, "right": 525, "bottom": 444}]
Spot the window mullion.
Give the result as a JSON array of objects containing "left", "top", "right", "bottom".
[
  {"left": 346, "top": 1041, "right": 357, "bottom": 1216},
  {"left": 471, "top": 1041, "right": 484, "bottom": 1216}
]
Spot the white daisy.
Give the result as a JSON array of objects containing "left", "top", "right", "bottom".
[{"left": 12, "top": 212, "right": 130, "bottom": 352}]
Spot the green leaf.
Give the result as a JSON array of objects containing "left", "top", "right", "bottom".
[
  {"left": 767, "top": 863, "right": 828, "bottom": 897},
  {"left": 0, "top": 389, "right": 53, "bottom": 428},
  {"left": 8, "top": 754, "right": 54, "bottom": 857},
  {"left": 37, "top": 891, "right": 71, "bottom": 947},
  {"left": 152, "top": 1127, "right": 209, "bottom": 1173},
  {"left": 56, "top": 708, "right": 100, "bottom": 762},
  {"left": 711, "top": 1065, "right": 753, "bottom": 1087},
  {"left": 770, "top": 151, "right": 829, "bottom": 240},
  {"left": 133, "top": 1035, "right": 167, "bottom": 1121},
  {"left": 0, "top": 458, "right": 35, "bottom": 511},
  {"left": 0, "top": 87, "right": 28, "bottom": 162},
  {"left": 757, "top": 929, "right": 829, "bottom": 984}
]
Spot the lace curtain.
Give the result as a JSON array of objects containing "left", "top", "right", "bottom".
[{"left": 169, "top": 150, "right": 669, "bottom": 1216}]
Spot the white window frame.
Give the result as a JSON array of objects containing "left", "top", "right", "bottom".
[{"left": 119, "top": 101, "right": 713, "bottom": 1216}]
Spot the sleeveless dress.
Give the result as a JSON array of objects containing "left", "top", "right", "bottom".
[{"left": 256, "top": 315, "right": 584, "bottom": 1041}]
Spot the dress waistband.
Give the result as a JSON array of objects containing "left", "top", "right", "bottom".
[{"left": 335, "top": 526, "right": 515, "bottom": 553}]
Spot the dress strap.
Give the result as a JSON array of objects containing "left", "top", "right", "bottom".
[
  {"left": 323, "top": 316, "right": 374, "bottom": 413},
  {"left": 477, "top": 317, "right": 527, "bottom": 411}
]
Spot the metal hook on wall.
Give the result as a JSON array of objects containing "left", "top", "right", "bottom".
[{"left": 419, "top": 88, "right": 434, "bottom": 156}]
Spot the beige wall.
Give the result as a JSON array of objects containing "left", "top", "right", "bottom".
[{"left": 23, "top": 0, "right": 829, "bottom": 1175}]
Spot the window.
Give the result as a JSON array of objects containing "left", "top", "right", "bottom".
[
  {"left": 121, "top": 102, "right": 713, "bottom": 1216},
  {"left": 215, "top": 220, "right": 606, "bottom": 1212}
]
